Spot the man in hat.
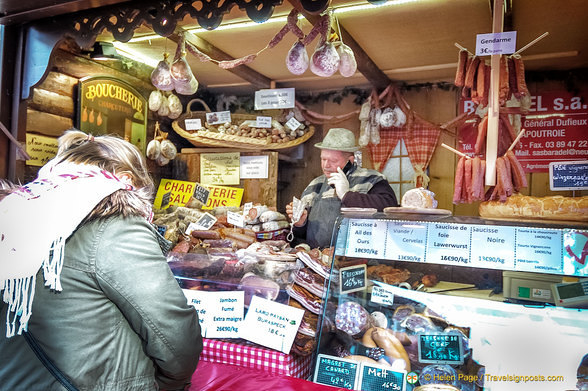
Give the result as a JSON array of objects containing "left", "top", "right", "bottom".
[{"left": 286, "top": 127, "right": 398, "bottom": 248}]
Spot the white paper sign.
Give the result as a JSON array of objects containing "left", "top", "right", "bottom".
[
  {"left": 345, "top": 219, "right": 385, "bottom": 258},
  {"left": 427, "top": 223, "right": 472, "bottom": 266},
  {"left": 203, "top": 291, "right": 245, "bottom": 338},
  {"left": 243, "top": 202, "right": 253, "bottom": 217},
  {"left": 206, "top": 111, "right": 231, "bottom": 125},
  {"left": 515, "top": 228, "right": 563, "bottom": 274},
  {"left": 182, "top": 289, "right": 210, "bottom": 334},
  {"left": 256, "top": 116, "right": 272, "bottom": 128},
  {"left": 385, "top": 221, "right": 427, "bottom": 262},
  {"left": 239, "top": 296, "right": 304, "bottom": 353},
  {"left": 240, "top": 155, "right": 269, "bottom": 179},
  {"left": 285, "top": 117, "right": 302, "bottom": 131},
  {"left": 185, "top": 118, "right": 203, "bottom": 131},
  {"left": 182, "top": 290, "right": 244, "bottom": 339},
  {"left": 476, "top": 31, "right": 517, "bottom": 55},
  {"left": 470, "top": 225, "right": 516, "bottom": 270},
  {"left": 227, "top": 210, "right": 245, "bottom": 227},
  {"left": 254, "top": 88, "right": 295, "bottom": 110},
  {"left": 370, "top": 282, "right": 395, "bottom": 307}
]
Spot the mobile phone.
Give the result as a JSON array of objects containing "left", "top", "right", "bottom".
[{"left": 330, "top": 160, "right": 353, "bottom": 188}]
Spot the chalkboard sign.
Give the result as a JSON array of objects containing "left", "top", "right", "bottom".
[
  {"left": 193, "top": 183, "right": 210, "bottom": 205},
  {"left": 161, "top": 191, "right": 172, "bottom": 209},
  {"left": 418, "top": 333, "right": 464, "bottom": 365},
  {"left": 313, "top": 354, "right": 358, "bottom": 389},
  {"left": 358, "top": 363, "right": 406, "bottom": 391},
  {"left": 549, "top": 160, "right": 588, "bottom": 191},
  {"left": 340, "top": 264, "right": 367, "bottom": 294}
]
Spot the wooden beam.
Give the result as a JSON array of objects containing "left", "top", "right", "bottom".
[
  {"left": 169, "top": 31, "right": 273, "bottom": 89},
  {"left": 287, "top": 0, "right": 393, "bottom": 90}
]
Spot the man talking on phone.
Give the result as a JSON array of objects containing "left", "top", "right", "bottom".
[{"left": 286, "top": 127, "right": 398, "bottom": 249}]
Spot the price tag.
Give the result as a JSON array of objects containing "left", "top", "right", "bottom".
[
  {"left": 549, "top": 160, "right": 588, "bottom": 190},
  {"left": 202, "top": 291, "right": 244, "bottom": 339},
  {"left": 192, "top": 183, "right": 210, "bottom": 205},
  {"left": 243, "top": 202, "right": 253, "bottom": 217},
  {"left": 255, "top": 116, "right": 272, "bottom": 128},
  {"left": 239, "top": 296, "right": 304, "bottom": 353},
  {"left": 426, "top": 223, "right": 471, "bottom": 266},
  {"left": 226, "top": 210, "right": 245, "bottom": 227},
  {"left": 385, "top": 221, "right": 427, "bottom": 262},
  {"left": 206, "top": 111, "right": 231, "bottom": 125},
  {"left": 371, "top": 282, "right": 395, "bottom": 307},
  {"left": 313, "top": 354, "right": 359, "bottom": 389},
  {"left": 185, "top": 118, "right": 203, "bottom": 131},
  {"left": 254, "top": 88, "right": 295, "bottom": 110},
  {"left": 358, "top": 362, "right": 406, "bottom": 391},
  {"left": 470, "top": 225, "right": 516, "bottom": 270},
  {"left": 418, "top": 333, "right": 464, "bottom": 365},
  {"left": 182, "top": 289, "right": 211, "bottom": 335},
  {"left": 285, "top": 117, "right": 302, "bottom": 131},
  {"left": 194, "top": 212, "right": 217, "bottom": 230},
  {"left": 515, "top": 227, "right": 563, "bottom": 274},
  {"left": 476, "top": 31, "right": 517, "bottom": 55},
  {"left": 346, "top": 219, "right": 384, "bottom": 258},
  {"left": 160, "top": 191, "right": 172, "bottom": 209},
  {"left": 154, "top": 224, "right": 167, "bottom": 237},
  {"left": 339, "top": 264, "right": 367, "bottom": 294}
]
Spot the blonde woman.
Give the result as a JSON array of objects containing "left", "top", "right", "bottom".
[{"left": 0, "top": 130, "right": 202, "bottom": 391}]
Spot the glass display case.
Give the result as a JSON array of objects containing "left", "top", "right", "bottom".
[{"left": 313, "top": 211, "right": 588, "bottom": 391}]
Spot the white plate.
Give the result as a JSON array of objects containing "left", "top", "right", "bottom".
[
  {"left": 383, "top": 206, "right": 452, "bottom": 215},
  {"left": 340, "top": 207, "right": 377, "bottom": 215}
]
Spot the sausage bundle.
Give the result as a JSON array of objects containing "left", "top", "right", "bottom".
[
  {"left": 452, "top": 151, "right": 527, "bottom": 205},
  {"left": 454, "top": 52, "right": 530, "bottom": 107}
]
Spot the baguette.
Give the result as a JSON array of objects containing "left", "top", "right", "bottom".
[{"left": 479, "top": 194, "right": 588, "bottom": 221}]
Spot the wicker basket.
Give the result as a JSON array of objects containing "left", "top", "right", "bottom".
[{"left": 172, "top": 99, "right": 315, "bottom": 150}]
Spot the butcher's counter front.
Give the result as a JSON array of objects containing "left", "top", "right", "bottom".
[{"left": 310, "top": 211, "right": 587, "bottom": 391}]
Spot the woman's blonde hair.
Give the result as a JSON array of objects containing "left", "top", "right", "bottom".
[{"left": 56, "top": 129, "right": 155, "bottom": 221}]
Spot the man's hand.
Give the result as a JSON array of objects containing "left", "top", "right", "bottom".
[
  {"left": 327, "top": 167, "right": 350, "bottom": 199},
  {"left": 286, "top": 202, "right": 307, "bottom": 226}
]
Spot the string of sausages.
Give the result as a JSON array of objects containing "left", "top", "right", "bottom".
[{"left": 452, "top": 51, "right": 531, "bottom": 204}]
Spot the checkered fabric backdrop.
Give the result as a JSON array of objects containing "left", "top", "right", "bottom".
[
  {"left": 201, "top": 338, "right": 313, "bottom": 379},
  {"left": 368, "top": 113, "right": 441, "bottom": 187}
]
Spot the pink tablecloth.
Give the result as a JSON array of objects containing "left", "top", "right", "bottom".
[{"left": 190, "top": 361, "right": 347, "bottom": 391}]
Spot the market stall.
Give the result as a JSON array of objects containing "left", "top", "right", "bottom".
[{"left": 1, "top": 0, "right": 587, "bottom": 390}]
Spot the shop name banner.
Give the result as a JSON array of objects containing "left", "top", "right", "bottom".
[
  {"left": 203, "top": 184, "right": 243, "bottom": 209},
  {"left": 200, "top": 152, "right": 240, "bottom": 185},
  {"left": 458, "top": 90, "right": 588, "bottom": 172},
  {"left": 25, "top": 133, "right": 58, "bottom": 166},
  {"left": 254, "top": 88, "right": 295, "bottom": 110},
  {"left": 182, "top": 290, "right": 244, "bottom": 338},
  {"left": 239, "top": 296, "right": 304, "bottom": 354},
  {"left": 78, "top": 76, "right": 147, "bottom": 153},
  {"left": 154, "top": 179, "right": 197, "bottom": 209},
  {"left": 342, "top": 219, "right": 588, "bottom": 277}
]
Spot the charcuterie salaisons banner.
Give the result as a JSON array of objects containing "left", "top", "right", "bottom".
[{"left": 459, "top": 89, "right": 588, "bottom": 172}]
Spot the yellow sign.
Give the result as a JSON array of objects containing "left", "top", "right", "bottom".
[
  {"left": 200, "top": 152, "right": 240, "bottom": 185},
  {"left": 153, "top": 179, "right": 197, "bottom": 209},
  {"left": 203, "top": 185, "right": 244, "bottom": 210},
  {"left": 25, "top": 133, "right": 58, "bottom": 167}
]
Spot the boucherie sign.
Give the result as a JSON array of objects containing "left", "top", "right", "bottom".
[{"left": 459, "top": 90, "right": 588, "bottom": 172}]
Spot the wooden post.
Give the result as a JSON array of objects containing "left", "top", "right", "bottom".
[{"left": 485, "top": 0, "right": 504, "bottom": 186}]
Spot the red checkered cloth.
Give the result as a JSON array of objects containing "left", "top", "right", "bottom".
[
  {"left": 368, "top": 113, "right": 441, "bottom": 187},
  {"left": 201, "top": 338, "right": 313, "bottom": 378}
]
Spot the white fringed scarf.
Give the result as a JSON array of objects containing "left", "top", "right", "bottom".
[{"left": 0, "top": 162, "right": 129, "bottom": 337}]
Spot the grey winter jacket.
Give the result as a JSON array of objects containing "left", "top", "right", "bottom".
[{"left": 0, "top": 215, "right": 202, "bottom": 391}]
